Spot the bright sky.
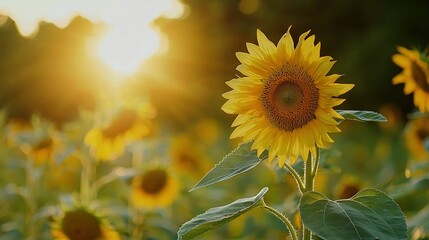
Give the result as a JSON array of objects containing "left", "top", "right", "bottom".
[{"left": 0, "top": 0, "right": 185, "bottom": 75}]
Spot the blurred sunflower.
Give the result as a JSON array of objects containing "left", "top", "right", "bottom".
[
  {"left": 4, "top": 118, "right": 32, "bottom": 146},
  {"left": 20, "top": 132, "right": 61, "bottom": 166},
  {"left": 29, "top": 136, "right": 57, "bottom": 165},
  {"left": 191, "top": 118, "right": 220, "bottom": 145},
  {"left": 131, "top": 167, "right": 180, "bottom": 209},
  {"left": 170, "top": 135, "right": 212, "bottom": 179},
  {"left": 51, "top": 207, "right": 120, "bottom": 240},
  {"left": 85, "top": 104, "right": 156, "bottom": 161},
  {"left": 392, "top": 46, "right": 429, "bottom": 112},
  {"left": 46, "top": 155, "right": 81, "bottom": 191},
  {"left": 333, "top": 174, "right": 363, "bottom": 199},
  {"left": 378, "top": 104, "right": 404, "bottom": 131},
  {"left": 222, "top": 27, "right": 354, "bottom": 166},
  {"left": 405, "top": 118, "right": 429, "bottom": 160},
  {"left": 6, "top": 116, "right": 63, "bottom": 165}
]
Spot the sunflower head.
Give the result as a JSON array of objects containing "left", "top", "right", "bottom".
[
  {"left": 170, "top": 135, "right": 212, "bottom": 179},
  {"left": 222, "top": 27, "right": 354, "bottom": 166},
  {"left": 20, "top": 130, "right": 61, "bottom": 166},
  {"left": 101, "top": 109, "right": 139, "bottom": 139},
  {"left": 51, "top": 207, "right": 120, "bottom": 240},
  {"left": 46, "top": 156, "right": 81, "bottom": 191},
  {"left": 405, "top": 117, "right": 429, "bottom": 161},
  {"left": 4, "top": 118, "right": 32, "bottom": 145},
  {"left": 392, "top": 47, "right": 429, "bottom": 112},
  {"left": 333, "top": 174, "right": 363, "bottom": 199},
  {"left": 131, "top": 166, "right": 180, "bottom": 209},
  {"left": 191, "top": 118, "right": 220, "bottom": 145},
  {"left": 377, "top": 104, "right": 404, "bottom": 131},
  {"left": 85, "top": 104, "right": 156, "bottom": 161}
]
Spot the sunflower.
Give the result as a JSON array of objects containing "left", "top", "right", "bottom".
[
  {"left": 46, "top": 155, "right": 81, "bottom": 191},
  {"left": 20, "top": 131, "right": 62, "bottom": 166},
  {"left": 51, "top": 207, "right": 121, "bottom": 240},
  {"left": 222, "top": 27, "right": 354, "bottom": 166},
  {"left": 377, "top": 103, "right": 403, "bottom": 131},
  {"left": 405, "top": 118, "right": 429, "bottom": 161},
  {"left": 333, "top": 174, "right": 364, "bottom": 199},
  {"left": 191, "top": 118, "right": 220, "bottom": 145},
  {"left": 131, "top": 167, "right": 180, "bottom": 209},
  {"left": 5, "top": 118, "right": 61, "bottom": 165},
  {"left": 4, "top": 118, "right": 32, "bottom": 146},
  {"left": 392, "top": 46, "right": 429, "bottom": 112},
  {"left": 170, "top": 135, "right": 212, "bottom": 179},
  {"left": 85, "top": 104, "right": 155, "bottom": 161}
]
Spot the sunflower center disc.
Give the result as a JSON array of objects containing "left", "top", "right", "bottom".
[
  {"left": 34, "top": 137, "right": 53, "bottom": 150},
  {"left": 411, "top": 61, "right": 429, "bottom": 92},
  {"left": 261, "top": 65, "right": 319, "bottom": 131},
  {"left": 141, "top": 169, "right": 168, "bottom": 194},
  {"left": 102, "top": 109, "right": 138, "bottom": 138},
  {"left": 62, "top": 209, "right": 102, "bottom": 240},
  {"left": 416, "top": 128, "right": 429, "bottom": 141},
  {"left": 274, "top": 82, "right": 303, "bottom": 110}
]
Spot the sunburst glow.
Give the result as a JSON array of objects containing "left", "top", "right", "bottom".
[
  {"left": 97, "top": 27, "right": 161, "bottom": 74},
  {"left": 0, "top": 0, "right": 185, "bottom": 75}
]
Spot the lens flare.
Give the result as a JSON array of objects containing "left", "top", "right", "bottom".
[
  {"left": 0, "top": 0, "right": 185, "bottom": 75},
  {"left": 97, "top": 27, "right": 161, "bottom": 75}
]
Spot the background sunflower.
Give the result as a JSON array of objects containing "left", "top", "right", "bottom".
[
  {"left": 392, "top": 47, "right": 429, "bottom": 112},
  {"left": 85, "top": 102, "right": 156, "bottom": 161},
  {"left": 131, "top": 166, "right": 180, "bottom": 209},
  {"left": 51, "top": 207, "right": 121, "bottom": 240}
]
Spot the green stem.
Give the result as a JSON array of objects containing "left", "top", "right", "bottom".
[
  {"left": 303, "top": 153, "right": 314, "bottom": 240},
  {"left": 93, "top": 170, "right": 117, "bottom": 192},
  {"left": 25, "top": 158, "right": 37, "bottom": 240},
  {"left": 262, "top": 202, "right": 298, "bottom": 240},
  {"left": 283, "top": 164, "right": 305, "bottom": 193},
  {"left": 130, "top": 148, "right": 145, "bottom": 239},
  {"left": 79, "top": 152, "right": 94, "bottom": 205},
  {"left": 311, "top": 148, "right": 320, "bottom": 178}
]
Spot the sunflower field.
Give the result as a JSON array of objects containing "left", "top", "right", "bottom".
[{"left": 0, "top": 1, "right": 429, "bottom": 240}]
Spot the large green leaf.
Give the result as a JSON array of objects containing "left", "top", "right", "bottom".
[
  {"left": 388, "top": 176, "right": 429, "bottom": 199},
  {"left": 190, "top": 141, "right": 266, "bottom": 191},
  {"left": 336, "top": 110, "right": 387, "bottom": 122},
  {"left": 177, "top": 187, "right": 269, "bottom": 240},
  {"left": 300, "top": 188, "right": 407, "bottom": 240}
]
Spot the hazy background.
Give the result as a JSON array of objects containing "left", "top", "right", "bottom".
[{"left": 0, "top": 0, "right": 428, "bottom": 126}]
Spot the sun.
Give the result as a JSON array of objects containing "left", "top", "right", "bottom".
[
  {"left": 0, "top": 0, "right": 186, "bottom": 76},
  {"left": 97, "top": 26, "right": 161, "bottom": 75}
]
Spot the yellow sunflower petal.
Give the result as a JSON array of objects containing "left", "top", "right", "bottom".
[
  {"left": 277, "top": 26, "right": 294, "bottom": 61},
  {"left": 256, "top": 29, "right": 277, "bottom": 55}
]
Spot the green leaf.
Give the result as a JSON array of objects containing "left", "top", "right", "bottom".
[
  {"left": 299, "top": 188, "right": 407, "bottom": 240},
  {"left": 388, "top": 176, "right": 429, "bottom": 199},
  {"left": 336, "top": 110, "right": 387, "bottom": 122},
  {"left": 409, "top": 203, "right": 429, "bottom": 239},
  {"left": 177, "top": 187, "right": 269, "bottom": 240},
  {"left": 190, "top": 141, "right": 266, "bottom": 191}
]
